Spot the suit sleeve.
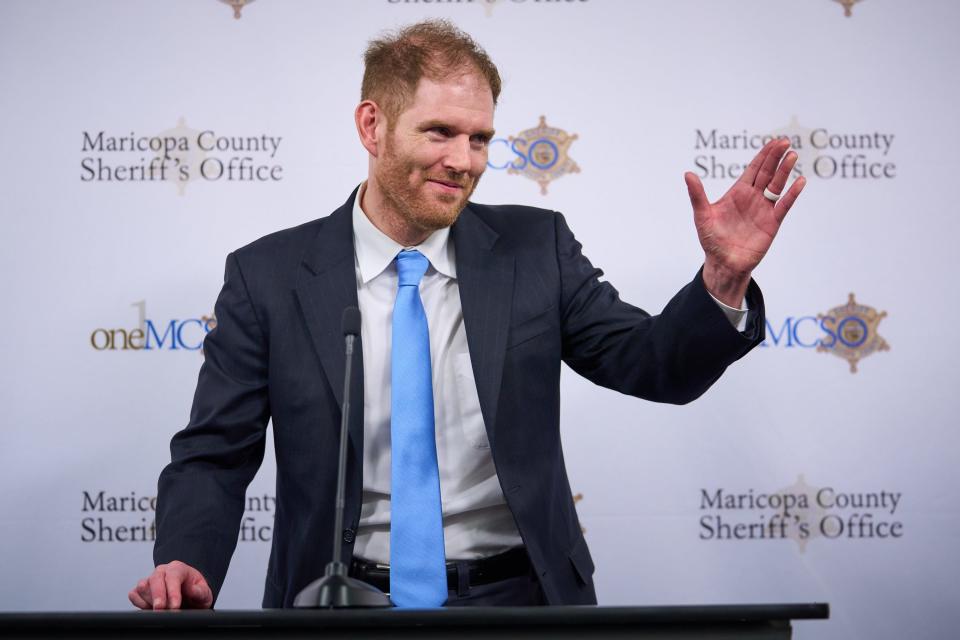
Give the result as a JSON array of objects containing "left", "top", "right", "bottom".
[
  {"left": 153, "top": 252, "right": 271, "bottom": 601},
  {"left": 555, "top": 212, "right": 765, "bottom": 404}
]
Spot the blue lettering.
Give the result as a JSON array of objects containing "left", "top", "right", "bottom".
[
  {"left": 791, "top": 316, "right": 820, "bottom": 348},
  {"left": 820, "top": 316, "right": 837, "bottom": 348},
  {"left": 527, "top": 138, "right": 559, "bottom": 170},
  {"left": 176, "top": 318, "right": 205, "bottom": 351},
  {"left": 510, "top": 138, "right": 528, "bottom": 170},
  {"left": 763, "top": 318, "right": 793, "bottom": 347},
  {"left": 486, "top": 138, "right": 513, "bottom": 170},
  {"left": 145, "top": 319, "right": 178, "bottom": 350},
  {"left": 837, "top": 316, "right": 868, "bottom": 348}
]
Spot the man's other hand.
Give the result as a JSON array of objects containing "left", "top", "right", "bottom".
[
  {"left": 685, "top": 138, "right": 806, "bottom": 307},
  {"left": 128, "top": 561, "right": 213, "bottom": 610}
]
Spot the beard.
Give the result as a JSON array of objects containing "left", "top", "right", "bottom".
[{"left": 374, "top": 138, "right": 480, "bottom": 234}]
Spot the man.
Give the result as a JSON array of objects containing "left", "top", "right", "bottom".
[{"left": 129, "top": 20, "right": 803, "bottom": 610}]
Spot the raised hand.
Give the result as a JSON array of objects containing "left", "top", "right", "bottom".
[
  {"left": 128, "top": 561, "right": 213, "bottom": 610},
  {"left": 684, "top": 138, "right": 805, "bottom": 307}
]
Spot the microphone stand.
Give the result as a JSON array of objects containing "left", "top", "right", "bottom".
[{"left": 293, "top": 308, "right": 392, "bottom": 608}]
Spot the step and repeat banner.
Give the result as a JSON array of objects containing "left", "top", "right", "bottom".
[{"left": 1, "top": 1, "right": 957, "bottom": 638}]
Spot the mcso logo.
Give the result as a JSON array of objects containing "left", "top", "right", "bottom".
[{"left": 762, "top": 293, "right": 889, "bottom": 373}]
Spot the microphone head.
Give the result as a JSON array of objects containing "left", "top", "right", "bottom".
[{"left": 341, "top": 306, "right": 361, "bottom": 337}]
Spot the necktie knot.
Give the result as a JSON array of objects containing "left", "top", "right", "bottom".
[{"left": 396, "top": 249, "right": 429, "bottom": 287}]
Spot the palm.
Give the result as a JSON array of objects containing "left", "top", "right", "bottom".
[
  {"left": 686, "top": 139, "right": 805, "bottom": 277},
  {"left": 696, "top": 181, "right": 780, "bottom": 274}
]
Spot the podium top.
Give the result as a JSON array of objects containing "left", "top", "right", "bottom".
[{"left": 1, "top": 603, "right": 828, "bottom": 632}]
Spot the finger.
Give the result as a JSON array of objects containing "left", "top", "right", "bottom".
[
  {"left": 753, "top": 139, "right": 790, "bottom": 189},
  {"left": 148, "top": 570, "right": 167, "bottom": 610},
  {"left": 739, "top": 138, "right": 780, "bottom": 186},
  {"left": 129, "top": 586, "right": 150, "bottom": 610},
  {"left": 765, "top": 149, "right": 798, "bottom": 197},
  {"left": 684, "top": 172, "right": 710, "bottom": 215},
  {"left": 165, "top": 569, "right": 186, "bottom": 610},
  {"left": 186, "top": 574, "right": 214, "bottom": 609},
  {"left": 773, "top": 176, "right": 806, "bottom": 223},
  {"left": 134, "top": 579, "right": 153, "bottom": 609}
]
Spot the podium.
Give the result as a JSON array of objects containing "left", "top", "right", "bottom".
[{"left": 0, "top": 604, "right": 828, "bottom": 638}]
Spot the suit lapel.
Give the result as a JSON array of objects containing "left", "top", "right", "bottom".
[
  {"left": 295, "top": 192, "right": 365, "bottom": 456},
  {"left": 452, "top": 206, "right": 515, "bottom": 446},
  {"left": 294, "top": 197, "right": 515, "bottom": 459}
]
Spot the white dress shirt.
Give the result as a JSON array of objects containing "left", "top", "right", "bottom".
[
  {"left": 352, "top": 185, "right": 524, "bottom": 562},
  {"left": 349, "top": 184, "right": 748, "bottom": 563}
]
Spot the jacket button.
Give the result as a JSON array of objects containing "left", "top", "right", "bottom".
[{"left": 342, "top": 528, "right": 355, "bottom": 543}]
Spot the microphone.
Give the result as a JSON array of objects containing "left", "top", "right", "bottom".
[
  {"left": 294, "top": 307, "right": 391, "bottom": 608},
  {"left": 342, "top": 306, "right": 361, "bottom": 341}
]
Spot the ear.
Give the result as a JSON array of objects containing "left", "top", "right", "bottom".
[{"left": 355, "top": 100, "right": 384, "bottom": 157}]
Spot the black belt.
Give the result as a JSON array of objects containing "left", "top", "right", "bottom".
[{"left": 349, "top": 547, "right": 531, "bottom": 593}]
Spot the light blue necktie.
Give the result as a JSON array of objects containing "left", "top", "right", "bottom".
[{"left": 390, "top": 249, "right": 447, "bottom": 608}]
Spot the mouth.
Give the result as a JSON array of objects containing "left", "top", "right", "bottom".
[{"left": 426, "top": 178, "right": 467, "bottom": 194}]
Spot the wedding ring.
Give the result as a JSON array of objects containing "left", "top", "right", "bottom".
[{"left": 763, "top": 187, "right": 781, "bottom": 202}]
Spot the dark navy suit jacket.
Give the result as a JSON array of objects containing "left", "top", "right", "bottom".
[{"left": 154, "top": 189, "right": 765, "bottom": 607}]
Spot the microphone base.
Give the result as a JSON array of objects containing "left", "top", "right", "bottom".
[{"left": 293, "top": 563, "right": 393, "bottom": 609}]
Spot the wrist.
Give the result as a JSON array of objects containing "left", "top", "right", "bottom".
[{"left": 702, "top": 258, "right": 751, "bottom": 308}]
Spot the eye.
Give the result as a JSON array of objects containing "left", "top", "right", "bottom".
[
  {"left": 470, "top": 134, "right": 491, "bottom": 148},
  {"left": 428, "top": 127, "right": 453, "bottom": 138}
]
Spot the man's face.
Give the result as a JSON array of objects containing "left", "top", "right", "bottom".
[{"left": 373, "top": 72, "right": 495, "bottom": 234}]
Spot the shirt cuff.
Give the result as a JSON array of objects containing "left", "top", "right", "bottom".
[{"left": 707, "top": 291, "right": 749, "bottom": 332}]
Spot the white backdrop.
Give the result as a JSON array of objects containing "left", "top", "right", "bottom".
[{"left": 1, "top": 1, "right": 958, "bottom": 639}]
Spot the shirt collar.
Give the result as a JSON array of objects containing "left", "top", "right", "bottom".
[{"left": 352, "top": 182, "right": 457, "bottom": 284}]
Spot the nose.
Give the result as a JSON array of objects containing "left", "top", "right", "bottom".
[{"left": 442, "top": 136, "right": 471, "bottom": 174}]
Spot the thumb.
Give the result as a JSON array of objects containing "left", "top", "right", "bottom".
[
  {"left": 186, "top": 573, "right": 214, "bottom": 608},
  {"left": 684, "top": 172, "right": 709, "bottom": 216}
]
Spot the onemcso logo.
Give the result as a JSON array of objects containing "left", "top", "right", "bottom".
[{"left": 90, "top": 301, "right": 216, "bottom": 352}]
